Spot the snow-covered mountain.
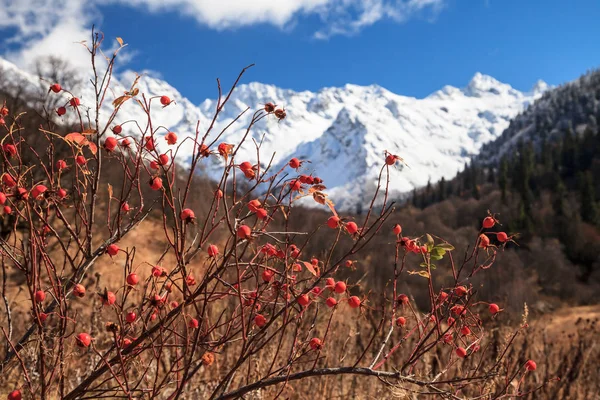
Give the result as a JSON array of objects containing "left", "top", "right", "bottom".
[{"left": 0, "top": 57, "right": 548, "bottom": 210}]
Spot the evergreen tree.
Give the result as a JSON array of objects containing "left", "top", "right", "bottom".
[
  {"left": 578, "top": 171, "right": 599, "bottom": 225},
  {"left": 438, "top": 177, "right": 447, "bottom": 201},
  {"left": 487, "top": 167, "right": 496, "bottom": 184},
  {"left": 553, "top": 173, "right": 568, "bottom": 217},
  {"left": 499, "top": 157, "right": 508, "bottom": 204},
  {"left": 412, "top": 188, "right": 418, "bottom": 208},
  {"left": 425, "top": 179, "right": 432, "bottom": 205}
]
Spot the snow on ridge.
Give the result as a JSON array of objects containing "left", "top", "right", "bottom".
[{"left": 0, "top": 56, "right": 548, "bottom": 210}]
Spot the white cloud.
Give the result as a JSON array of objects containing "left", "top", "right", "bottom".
[
  {"left": 0, "top": 0, "right": 93, "bottom": 70},
  {"left": 0, "top": 0, "right": 446, "bottom": 72}
]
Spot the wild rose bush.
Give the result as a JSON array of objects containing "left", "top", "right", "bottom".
[{"left": 0, "top": 31, "right": 550, "bottom": 400}]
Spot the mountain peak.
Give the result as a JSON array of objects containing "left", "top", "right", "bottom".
[
  {"left": 530, "top": 79, "right": 550, "bottom": 95},
  {"left": 0, "top": 55, "right": 548, "bottom": 210},
  {"left": 463, "top": 72, "right": 515, "bottom": 97}
]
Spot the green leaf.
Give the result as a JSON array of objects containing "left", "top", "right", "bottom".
[
  {"left": 430, "top": 254, "right": 444, "bottom": 261},
  {"left": 436, "top": 243, "right": 455, "bottom": 251},
  {"left": 419, "top": 262, "right": 428, "bottom": 268},
  {"left": 431, "top": 247, "right": 446, "bottom": 257},
  {"left": 426, "top": 233, "right": 435, "bottom": 251}
]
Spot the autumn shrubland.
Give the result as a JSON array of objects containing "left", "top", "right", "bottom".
[{"left": 0, "top": 31, "right": 598, "bottom": 400}]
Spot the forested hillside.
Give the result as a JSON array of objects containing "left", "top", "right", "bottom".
[{"left": 407, "top": 68, "right": 600, "bottom": 295}]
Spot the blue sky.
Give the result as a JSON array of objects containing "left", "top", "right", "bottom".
[{"left": 1, "top": 0, "right": 599, "bottom": 103}]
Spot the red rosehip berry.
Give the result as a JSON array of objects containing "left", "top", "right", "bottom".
[
  {"left": 454, "top": 286, "right": 468, "bottom": 297},
  {"left": 274, "top": 108, "right": 286, "bottom": 120},
  {"left": 385, "top": 154, "right": 399, "bottom": 165},
  {"left": 289, "top": 179, "right": 302, "bottom": 191},
  {"left": 73, "top": 284, "right": 86, "bottom": 298},
  {"left": 16, "top": 187, "right": 28, "bottom": 201},
  {"left": 35, "top": 290, "right": 46, "bottom": 303},
  {"left": 50, "top": 83, "right": 61, "bottom": 93},
  {"left": 56, "top": 159, "right": 67, "bottom": 170},
  {"left": 489, "top": 303, "right": 500, "bottom": 315},
  {"left": 3, "top": 144, "right": 17, "bottom": 157},
  {"left": 102, "top": 291, "right": 116, "bottom": 306},
  {"left": 456, "top": 347, "right": 467, "bottom": 358},
  {"left": 69, "top": 97, "right": 80, "bottom": 107},
  {"left": 288, "top": 157, "right": 301, "bottom": 169},
  {"left": 348, "top": 296, "right": 361, "bottom": 309},
  {"left": 150, "top": 177, "right": 162, "bottom": 191},
  {"left": 261, "top": 269, "right": 274, "bottom": 282},
  {"left": 264, "top": 102, "right": 276, "bottom": 113},
  {"left": 165, "top": 131, "right": 177, "bottom": 145},
  {"left": 104, "top": 137, "right": 118, "bottom": 152},
  {"left": 309, "top": 337, "right": 322, "bottom": 350},
  {"left": 180, "top": 208, "right": 195, "bottom": 223},
  {"left": 7, "top": 390, "right": 21, "bottom": 400},
  {"left": 57, "top": 188, "right": 67, "bottom": 199},
  {"left": 397, "top": 294, "right": 409, "bottom": 305},
  {"left": 395, "top": 316, "right": 407, "bottom": 327},
  {"left": 121, "top": 138, "right": 131, "bottom": 147},
  {"left": 195, "top": 144, "right": 209, "bottom": 159},
  {"left": 325, "top": 277, "right": 335, "bottom": 289},
  {"left": 345, "top": 221, "right": 358, "bottom": 234},
  {"left": 247, "top": 199, "right": 262, "bottom": 213},
  {"left": 126, "top": 312, "right": 136, "bottom": 323},
  {"left": 460, "top": 326, "right": 471, "bottom": 336},
  {"left": 158, "top": 154, "right": 169, "bottom": 166},
  {"left": 76, "top": 332, "right": 92, "bottom": 347},
  {"left": 327, "top": 216, "right": 340, "bottom": 229},
  {"left": 112, "top": 125, "right": 122, "bottom": 134},
  {"left": 256, "top": 208, "right": 268, "bottom": 220},
  {"left": 2, "top": 173, "right": 17, "bottom": 187},
  {"left": 254, "top": 314, "right": 267, "bottom": 327},
  {"left": 31, "top": 184, "right": 48, "bottom": 199},
  {"left": 482, "top": 216, "right": 495, "bottom": 229},
  {"left": 237, "top": 225, "right": 252, "bottom": 239},
  {"left": 497, "top": 232, "right": 508, "bottom": 243},
  {"left": 152, "top": 266, "right": 165, "bottom": 277},
  {"left": 478, "top": 234, "right": 490, "bottom": 248},
  {"left": 298, "top": 294, "right": 310, "bottom": 307},
  {"left": 126, "top": 273, "right": 139, "bottom": 286},
  {"left": 56, "top": 106, "right": 67, "bottom": 116},
  {"left": 525, "top": 360, "right": 537, "bottom": 371},
  {"left": 76, "top": 155, "right": 87, "bottom": 166},
  {"left": 393, "top": 224, "right": 402, "bottom": 235},
  {"left": 106, "top": 244, "right": 119, "bottom": 256},
  {"left": 326, "top": 297, "right": 337, "bottom": 308},
  {"left": 334, "top": 281, "right": 346, "bottom": 294},
  {"left": 207, "top": 244, "right": 219, "bottom": 257},
  {"left": 3, "top": 206, "right": 12, "bottom": 214},
  {"left": 0, "top": 192, "right": 6, "bottom": 204},
  {"left": 186, "top": 275, "right": 197, "bottom": 286},
  {"left": 239, "top": 161, "right": 253, "bottom": 172},
  {"left": 160, "top": 95, "right": 171, "bottom": 106},
  {"left": 144, "top": 137, "right": 155, "bottom": 151},
  {"left": 121, "top": 202, "right": 130, "bottom": 212},
  {"left": 451, "top": 305, "right": 466, "bottom": 316}
]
